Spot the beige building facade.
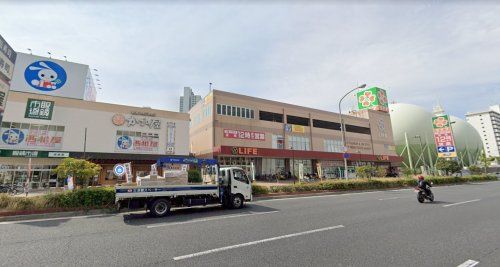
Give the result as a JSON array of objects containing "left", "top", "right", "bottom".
[
  {"left": 0, "top": 91, "right": 189, "bottom": 188},
  {"left": 190, "top": 90, "right": 402, "bottom": 179}
]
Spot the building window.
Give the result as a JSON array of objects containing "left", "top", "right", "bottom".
[
  {"left": 262, "top": 158, "right": 285, "bottom": 175},
  {"left": 287, "top": 115, "right": 310, "bottom": 126},
  {"left": 288, "top": 135, "right": 310, "bottom": 151},
  {"left": 345, "top": 124, "right": 371, "bottom": 135},
  {"left": 216, "top": 103, "right": 254, "bottom": 119},
  {"left": 324, "top": 139, "right": 343, "bottom": 152},
  {"left": 272, "top": 135, "right": 284, "bottom": 149},
  {"left": 313, "top": 119, "right": 341, "bottom": 131},
  {"left": 259, "top": 110, "right": 283, "bottom": 123}
]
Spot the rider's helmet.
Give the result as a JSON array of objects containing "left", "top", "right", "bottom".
[{"left": 417, "top": 175, "right": 424, "bottom": 180}]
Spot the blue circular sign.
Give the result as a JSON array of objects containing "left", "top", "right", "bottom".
[
  {"left": 117, "top": 135, "right": 132, "bottom": 150},
  {"left": 2, "top": 129, "right": 25, "bottom": 145},
  {"left": 24, "top": 61, "right": 67, "bottom": 91},
  {"left": 113, "top": 164, "right": 125, "bottom": 177}
]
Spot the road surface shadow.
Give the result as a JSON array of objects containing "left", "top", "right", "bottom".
[
  {"left": 422, "top": 200, "right": 451, "bottom": 205},
  {"left": 13, "top": 213, "right": 117, "bottom": 228},
  {"left": 122, "top": 204, "right": 278, "bottom": 226}
]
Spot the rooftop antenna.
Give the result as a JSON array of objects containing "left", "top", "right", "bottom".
[
  {"left": 27, "top": 48, "right": 32, "bottom": 55},
  {"left": 47, "top": 52, "right": 52, "bottom": 59},
  {"left": 63, "top": 56, "right": 67, "bottom": 61},
  {"left": 209, "top": 82, "right": 213, "bottom": 92}
]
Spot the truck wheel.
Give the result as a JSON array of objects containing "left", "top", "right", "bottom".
[
  {"left": 231, "top": 195, "right": 244, "bottom": 209},
  {"left": 150, "top": 199, "right": 171, "bottom": 217}
]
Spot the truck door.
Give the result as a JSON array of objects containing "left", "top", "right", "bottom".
[{"left": 231, "top": 168, "right": 252, "bottom": 201}]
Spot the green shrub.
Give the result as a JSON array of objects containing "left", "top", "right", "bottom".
[
  {"left": 253, "top": 175, "right": 496, "bottom": 195},
  {"left": 188, "top": 169, "right": 202, "bottom": 183},
  {"left": 468, "top": 165, "right": 482, "bottom": 174},
  {"left": 44, "top": 187, "right": 115, "bottom": 210},
  {"left": 252, "top": 184, "right": 269, "bottom": 195}
]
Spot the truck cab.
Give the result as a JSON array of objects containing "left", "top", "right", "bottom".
[{"left": 219, "top": 167, "right": 253, "bottom": 207}]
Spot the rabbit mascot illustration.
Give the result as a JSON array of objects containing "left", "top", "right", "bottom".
[{"left": 29, "top": 62, "right": 59, "bottom": 89}]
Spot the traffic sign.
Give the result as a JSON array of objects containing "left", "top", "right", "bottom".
[
  {"left": 343, "top": 153, "right": 351, "bottom": 159},
  {"left": 113, "top": 164, "right": 126, "bottom": 177}
]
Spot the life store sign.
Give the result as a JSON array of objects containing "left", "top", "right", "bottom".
[{"left": 25, "top": 98, "right": 54, "bottom": 120}]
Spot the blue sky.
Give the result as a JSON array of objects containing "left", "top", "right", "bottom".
[{"left": 1, "top": 1, "right": 499, "bottom": 117}]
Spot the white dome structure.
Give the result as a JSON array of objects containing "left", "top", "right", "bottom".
[{"left": 389, "top": 103, "right": 483, "bottom": 169}]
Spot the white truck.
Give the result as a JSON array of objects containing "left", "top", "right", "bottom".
[{"left": 115, "top": 157, "right": 252, "bottom": 217}]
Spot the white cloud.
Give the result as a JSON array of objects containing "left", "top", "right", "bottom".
[{"left": 1, "top": 2, "right": 499, "bottom": 116}]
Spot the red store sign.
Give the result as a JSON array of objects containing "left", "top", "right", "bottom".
[
  {"left": 231, "top": 147, "right": 259, "bottom": 155},
  {"left": 433, "top": 127, "right": 455, "bottom": 147},
  {"left": 223, "top": 129, "right": 265, "bottom": 141}
]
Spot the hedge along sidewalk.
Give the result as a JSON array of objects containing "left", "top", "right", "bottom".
[
  {"left": 0, "top": 186, "right": 116, "bottom": 217},
  {"left": 251, "top": 175, "right": 498, "bottom": 196}
]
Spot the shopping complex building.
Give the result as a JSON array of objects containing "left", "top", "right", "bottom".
[
  {"left": 0, "top": 52, "right": 189, "bottom": 188},
  {"left": 189, "top": 89, "right": 402, "bottom": 179}
]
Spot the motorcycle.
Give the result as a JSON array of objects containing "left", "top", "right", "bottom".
[{"left": 415, "top": 183, "right": 434, "bottom": 203}]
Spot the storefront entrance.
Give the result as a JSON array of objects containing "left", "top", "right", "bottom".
[{"left": 0, "top": 164, "right": 59, "bottom": 189}]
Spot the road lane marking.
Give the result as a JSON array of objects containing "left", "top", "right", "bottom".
[
  {"left": 378, "top": 197, "right": 400, "bottom": 201},
  {"left": 147, "top": 211, "right": 278, "bottom": 229},
  {"left": 443, "top": 199, "right": 481, "bottom": 208},
  {"left": 173, "top": 224, "right": 345, "bottom": 261},
  {"left": 457, "top": 259, "right": 479, "bottom": 267}
]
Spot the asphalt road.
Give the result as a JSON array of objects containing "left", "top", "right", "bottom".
[{"left": 1, "top": 181, "right": 499, "bottom": 267}]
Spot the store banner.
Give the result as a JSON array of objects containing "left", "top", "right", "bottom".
[
  {"left": 291, "top": 125, "right": 305, "bottom": 133},
  {"left": 124, "top": 162, "right": 132, "bottom": 183},
  {"left": 0, "top": 122, "right": 64, "bottom": 149},
  {"left": 67, "top": 176, "right": 74, "bottom": 191},
  {"left": 431, "top": 115, "right": 457, "bottom": 158},
  {"left": 25, "top": 98, "right": 54, "bottom": 120},
  {"left": 116, "top": 131, "right": 159, "bottom": 153},
  {"left": 223, "top": 129, "right": 265, "bottom": 141}
]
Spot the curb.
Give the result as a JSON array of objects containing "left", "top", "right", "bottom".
[{"left": 0, "top": 209, "right": 116, "bottom": 222}]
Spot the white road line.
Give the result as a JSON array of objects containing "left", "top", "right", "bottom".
[
  {"left": 146, "top": 211, "right": 278, "bottom": 229},
  {"left": 173, "top": 224, "right": 345, "bottom": 261},
  {"left": 378, "top": 197, "right": 400, "bottom": 201},
  {"left": 255, "top": 191, "right": 379, "bottom": 203},
  {"left": 443, "top": 199, "right": 481, "bottom": 208},
  {"left": 457, "top": 259, "right": 479, "bottom": 267}
]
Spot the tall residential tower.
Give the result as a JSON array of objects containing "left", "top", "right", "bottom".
[
  {"left": 179, "top": 86, "right": 201, "bottom": 113},
  {"left": 466, "top": 105, "right": 500, "bottom": 157}
]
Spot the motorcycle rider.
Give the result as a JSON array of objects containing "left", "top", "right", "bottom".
[{"left": 417, "top": 175, "right": 432, "bottom": 196}]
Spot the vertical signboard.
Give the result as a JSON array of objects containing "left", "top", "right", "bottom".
[
  {"left": 431, "top": 115, "right": 457, "bottom": 158},
  {"left": 166, "top": 122, "right": 176, "bottom": 154},
  {"left": 0, "top": 34, "right": 17, "bottom": 125},
  {"left": 357, "top": 87, "right": 389, "bottom": 112}
]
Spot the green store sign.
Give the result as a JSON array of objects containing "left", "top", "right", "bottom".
[
  {"left": 25, "top": 98, "right": 54, "bottom": 120},
  {"left": 357, "top": 87, "right": 389, "bottom": 112},
  {"left": 0, "top": 150, "right": 69, "bottom": 158}
]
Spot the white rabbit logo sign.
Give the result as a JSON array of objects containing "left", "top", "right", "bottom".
[{"left": 24, "top": 61, "right": 67, "bottom": 91}]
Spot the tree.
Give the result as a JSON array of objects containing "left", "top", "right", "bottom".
[
  {"left": 478, "top": 151, "right": 494, "bottom": 173},
  {"left": 53, "top": 158, "right": 102, "bottom": 187},
  {"left": 375, "top": 166, "right": 388, "bottom": 177},
  {"left": 435, "top": 158, "right": 461, "bottom": 176}
]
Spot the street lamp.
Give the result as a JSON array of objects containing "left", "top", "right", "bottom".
[{"left": 338, "top": 84, "right": 366, "bottom": 179}]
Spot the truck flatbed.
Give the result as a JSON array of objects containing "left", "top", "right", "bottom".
[{"left": 115, "top": 184, "right": 219, "bottom": 200}]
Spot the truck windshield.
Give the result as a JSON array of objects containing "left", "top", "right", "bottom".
[{"left": 232, "top": 169, "right": 249, "bottom": 184}]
